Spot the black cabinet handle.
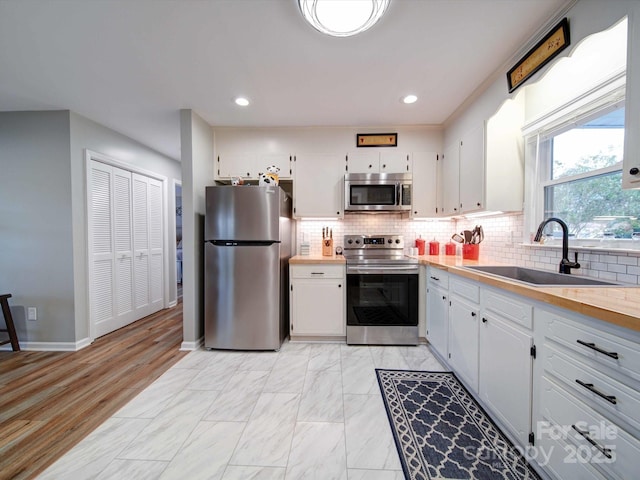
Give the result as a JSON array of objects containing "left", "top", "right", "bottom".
[
  {"left": 575, "top": 379, "right": 617, "bottom": 404},
  {"left": 576, "top": 340, "right": 619, "bottom": 359},
  {"left": 430, "top": 276, "right": 439, "bottom": 281},
  {"left": 338, "top": 284, "right": 342, "bottom": 288},
  {"left": 630, "top": 167, "right": 639, "bottom": 175},
  {"left": 382, "top": 164, "right": 386, "bottom": 168},
  {"left": 471, "top": 311, "right": 477, "bottom": 317},
  {"left": 442, "top": 295, "right": 447, "bottom": 300},
  {"left": 482, "top": 317, "right": 487, "bottom": 323},
  {"left": 571, "top": 425, "right": 613, "bottom": 459}
]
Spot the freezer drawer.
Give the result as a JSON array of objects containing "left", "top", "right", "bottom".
[{"left": 204, "top": 241, "right": 282, "bottom": 350}]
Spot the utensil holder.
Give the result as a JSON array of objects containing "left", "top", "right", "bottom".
[
  {"left": 322, "top": 238, "right": 333, "bottom": 256},
  {"left": 462, "top": 244, "right": 479, "bottom": 260}
]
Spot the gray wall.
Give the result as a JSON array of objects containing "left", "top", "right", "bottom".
[
  {"left": 0, "top": 111, "right": 76, "bottom": 343},
  {"left": 69, "top": 112, "right": 182, "bottom": 341},
  {"left": 180, "top": 109, "right": 214, "bottom": 346},
  {"left": 0, "top": 110, "right": 181, "bottom": 347}
]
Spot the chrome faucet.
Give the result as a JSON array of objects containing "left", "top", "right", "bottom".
[{"left": 534, "top": 217, "right": 581, "bottom": 274}]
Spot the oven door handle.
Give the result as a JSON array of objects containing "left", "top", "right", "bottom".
[{"left": 347, "top": 266, "right": 419, "bottom": 275}]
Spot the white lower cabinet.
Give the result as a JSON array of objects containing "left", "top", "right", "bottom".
[
  {"left": 534, "top": 307, "right": 640, "bottom": 480},
  {"left": 479, "top": 311, "right": 533, "bottom": 447},
  {"left": 448, "top": 277, "right": 480, "bottom": 393},
  {"left": 426, "top": 268, "right": 449, "bottom": 358},
  {"left": 289, "top": 264, "right": 345, "bottom": 338}
]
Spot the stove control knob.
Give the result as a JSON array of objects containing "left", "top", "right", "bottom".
[
  {"left": 387, "top": 239, "right": 393, "bottom": 244},
  {"left": 355, "top": 239, "right": 361, "bottom": 244},
  {"left": 347, "top": 239, "right": 353, "bottom": 244},
  {"left": 395, "top": 239, "right": 401, "bottom": 244}
]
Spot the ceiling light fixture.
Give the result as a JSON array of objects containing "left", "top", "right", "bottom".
[
  {"left": 235, "top": 97, "right": 250, "bottom": 106},
  {"left": 298, "top": 0, "right": 390, "bottom": 37},
  {"left": 402, "top": 94, "right": 418, "bottom": 104}
]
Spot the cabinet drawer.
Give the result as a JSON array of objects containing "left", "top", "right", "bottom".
[
  {"left": 538, "top": 309, "right": 640, "bottom": 383},
  {"left": 543, "top": 343, "right": 640, "bottom": 433},
  {"left": 450, "top": 277, "right": 479, "bottom": 303},
  {"left": 427, "top": 269, "right": 449, "bottom": 289},
  {"left": 537, "top": 429, "right": 608, "bottom": 480},
  {"left": 290, "top": 264, "right": 344, "bottom": 279},
  {"left": 540, "top": 376, "right": 640, "bottom": 480},
  {"left": 482, "top": 289, "right": 532, "bottom": 330}
]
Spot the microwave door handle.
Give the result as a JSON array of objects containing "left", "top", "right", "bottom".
[{"left": 396, "top": 183, "right": 401, "bottom": 206}]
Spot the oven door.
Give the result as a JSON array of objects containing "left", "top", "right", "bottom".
[{"left": 346, "top": 265, "right": 419, "bottom": 345}]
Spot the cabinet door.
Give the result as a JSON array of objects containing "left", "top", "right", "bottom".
[
  {"left": 291, "top": 279, "right": 345, "bottom": 336},
  {"left": 427, "top": 284, "right": 448, "bottom": 358},
  {"left": 293, "top": 154, "right": 344, "bottom": 218},
  {"left": 411, "top": 152, "right": 438, "bottom": 218},
  {"left": 380, "top": 151, "right": 411, "bottom": 173},
  {"left": 442, "top": 142, "right": 460, "bottom": 216},
  {"left": 449, "top": 296, "right": 479, "bottom": 392},
  {"left": 216, "top": 154, "right": 260, "bottom": 179},
  {"left": 459, "top": 124, "right": 485, "bottom": 213},
  {"left": 479, "top": 312, "right": 533, "bottom": 447},
  {"left": 347, "top": 152, "right": 379, "bottom": 173}
]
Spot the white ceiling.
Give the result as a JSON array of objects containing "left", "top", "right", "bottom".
[{"left": 0, "top": 0, "right": 569, "bottom": 160}]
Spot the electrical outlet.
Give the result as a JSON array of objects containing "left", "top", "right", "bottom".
[{"left": 27, "top": 307, "right": 37, "bottom": 321}]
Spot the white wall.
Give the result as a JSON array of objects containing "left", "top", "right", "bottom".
[
  {"left": 444, "top": 0, "right": 639, "bottom": 148},
  {"left": 214, "top": 125, "right": 442, "bottom": 157},
  {"left": 180, "top": 110, "right": 215, "bottom": 348},
  {"left": 0, "top": 111, "right": 75, "bottom": 344},
  {"left": 69, "top": 112, "right": 182, "bottom": 341}
]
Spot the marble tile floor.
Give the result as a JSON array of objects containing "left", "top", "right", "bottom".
[{"left": 38, "top": 341, "right": 445, "bottom": 480}]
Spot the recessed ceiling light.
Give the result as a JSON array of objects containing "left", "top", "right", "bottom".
[
  {"left": 402, "top": 94, "right": 418, "bottom": 104},
  {"left": 298, "top": 0, "right": 390, "bottom": 37},
  {"left": 235, "top": 97, "right": 250, "bottom": 107}
]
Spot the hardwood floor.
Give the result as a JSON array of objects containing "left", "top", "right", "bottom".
[{"left": 0, "top": 302, "right": 187, "bottom": 480}]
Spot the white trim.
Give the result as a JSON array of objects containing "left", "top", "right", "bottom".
[
  {"left": 522, "top": 72, "right": 626, "bottom": 137},
  {"left": 168, "top": 300, "right": 177, "bottom": 308},
  {"left": 0, "top": 338, "right": 92, "bottom": 352},
  {"left": 180, "top": 337, "right": 204, "bottom": 351},
  {"left": 172, "top": 178, "right": 182, "bottom": 305},
  {"left": 541, "top": 163, "right": 623, "bottom": 187}
]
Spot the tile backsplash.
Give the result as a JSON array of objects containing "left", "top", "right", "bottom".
[{"left": 297, "top": 213, "right": 640, "bottom": 285}]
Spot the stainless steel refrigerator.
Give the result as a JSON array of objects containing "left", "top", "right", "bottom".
[{"left": 204, "top": 185, "right": 292, "bottom": 350}]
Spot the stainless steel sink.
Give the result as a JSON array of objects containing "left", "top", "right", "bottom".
[{"left": 464, "top": 265, "right": 621, "bottom": 287}]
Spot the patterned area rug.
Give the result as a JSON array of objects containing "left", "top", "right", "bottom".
[{"left": 376, "top": 370, "right": 541, "bottom": 480}]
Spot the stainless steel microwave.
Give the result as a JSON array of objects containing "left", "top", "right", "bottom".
[{"left": 344, "top": 173, "right": 412, "bottom": 212}]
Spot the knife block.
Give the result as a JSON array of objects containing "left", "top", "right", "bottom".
[{"left": 322, "top": 238, "right": 333, "bottom": 256}]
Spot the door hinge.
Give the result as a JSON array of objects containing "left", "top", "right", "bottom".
[
  {"left": 529, "top": 432, "right": 535, "bottom": 445},
  {"left": 530, "top": 345, "right": 537, "bottom": 359},
  {"left": 293, "top": 207, "right": 296, "bottom": 214},
  {"left": 290, "top": 285, "right": 293, "bottom": 291},
  {"left": 448, "top": 353, "right": 451, "bottom": 359},
  {"left": 291, "top": 323, "right": 293, "bottom": 331},
  {"left": 449, "top": 300, "right": 452, "bottom": 307}
]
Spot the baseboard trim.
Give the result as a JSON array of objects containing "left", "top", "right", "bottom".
[
  {"left": 0, "top": 338, "right": 93, "bottom": 352},
  {"left": 180, "top": 337, "right": 204, "bottom": 351}
]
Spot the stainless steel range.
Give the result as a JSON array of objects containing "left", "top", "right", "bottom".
[{"left": 343, "top": 234, "right": 419, "bottom": 345}]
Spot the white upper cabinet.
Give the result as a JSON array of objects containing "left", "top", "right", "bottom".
[
  {"left": 624, "top": 11, "right": 640, "bottom": 189},
  {"left": 346, "top": 151, "right": 411, "bottom": 173},
  {"left": 459, "top": 124, "right": 485, "bottom": 214},
  {"left": 440, "top": 93, "right": 525, "bottom": 216},
  {"left": 216, "top": 153, "right": 292, "bottom": 180},
  {"left": 411, "top": 152, "right": 438, "bottom": 218},
  {"left": 293, "top": 154, "right": 345, "bottom": 218},
  {"left": 441, "top": 142, "right": 460, "bottom": 216}
]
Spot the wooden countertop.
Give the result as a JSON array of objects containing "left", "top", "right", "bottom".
[
  {"left": 419, "top": 255, "right": 640, "bottom": 332},
  {"left": 290, "top": 255, "right": 346, "bottom": 265}
]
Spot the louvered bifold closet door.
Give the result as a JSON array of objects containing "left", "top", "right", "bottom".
[
  {"left": 88, "top": 161, "right": 116, "bottom": 337},
  {"left": 132, "top": 173, "right": 152, "bottom": 318},
  {"left": 88, "top": 160, "right": 165, "bottom": 338},
  {"left": 148, "top": 177, "right": 164, "bottom": 310}
]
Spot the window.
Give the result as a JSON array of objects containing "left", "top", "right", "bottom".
[{"left": 535, "top": 106, "right": 640, "bottom": 244}]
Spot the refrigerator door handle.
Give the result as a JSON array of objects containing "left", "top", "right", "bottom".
[{"left": 207, "top": 240, "right": 280, "bottom": 247}]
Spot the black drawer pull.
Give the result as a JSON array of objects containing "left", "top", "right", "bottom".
[
  {"left": 571, "top": 425, "right": 613, "bottom": 459},
  {"left": 482, "top": 317, "right": 488, "bottom": 323},
  {"left": 430, "top": 276, "right": 440, "bottom": 281},
  {"left": 575, "top": 379, "right": 617, "bottom": 405},
  {"left": 471, "top": 311, "right": 477, "bottom": 317},
  {"left": 576, "top": 340, "right": 619, "bottom": 359}
]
